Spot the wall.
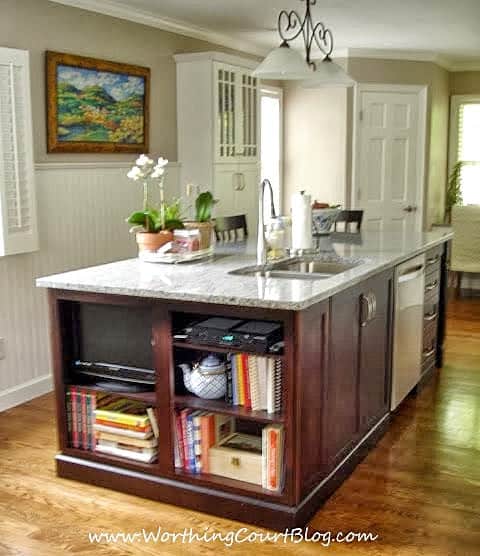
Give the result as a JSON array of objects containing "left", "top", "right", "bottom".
[
  {"left": 283, "top": 85, "right": 348, "bottom": 210},
  {"left": 450, "top": 71, "right": 480, "bottom": 95},
  {"left": 346, "top": 58, "right": 450, "bottom": 228},
  {"left": 0, "top": 0, "right": 252, "bottom": 409}
]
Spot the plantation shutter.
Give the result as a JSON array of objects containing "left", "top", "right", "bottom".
[
  {"left": 0, "top": 47, "right": 38, "bottom": 256},
  {"left": 456, "top": 101, "right": 480, "bottom": 205}
]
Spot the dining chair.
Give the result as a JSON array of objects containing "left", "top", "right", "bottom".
[
  {"left": 334, "top": 210, "right": 364, "bottom": 232},
  {"left": 214, "top": 215, "right": 248, "bottom": 242},
  {"left": 450, "top": 205, "right": 480, "bottom": 297}
]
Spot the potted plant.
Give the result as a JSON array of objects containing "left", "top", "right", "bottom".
[
  {"left": 126, "top": 155, "right": 184, "bottom": 252},
  {"left": 184, "top": 191, "right": 218, "bottom": 250},
  {"left": 445, "top": 161, "right": 464, "bottom": 224}
]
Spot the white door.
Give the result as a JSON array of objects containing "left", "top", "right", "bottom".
[{"left": 354, "top": 86, "right": 426, "bottom": 232}]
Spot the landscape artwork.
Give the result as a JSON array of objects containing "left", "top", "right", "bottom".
[{"left": 46, "top": 52, "right": 149, "bottom": 153}]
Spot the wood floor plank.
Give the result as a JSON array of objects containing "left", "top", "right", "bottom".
[{"left": 0, "top": 297, "right": 479, "bottom": 554}]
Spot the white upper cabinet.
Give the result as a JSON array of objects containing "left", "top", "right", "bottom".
[
  {"left": 175, "top": 52, "right": 260, "bottom": 226},
  {"left": 214, "top": 63, "right": 258, "bottom": 162},
  {"left": 0, "top": 47, "right": 38, "bottom": 257}
]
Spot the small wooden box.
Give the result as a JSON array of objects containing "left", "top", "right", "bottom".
[{"left": 208, "top": 433, "right": 263, "bottom": 486}]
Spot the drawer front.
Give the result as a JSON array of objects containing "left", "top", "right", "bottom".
[
  {"left": 209, "top": 447, "right": 263, "bottom": 486},
  {"left": 425, "top": 245, "right": 443, "bottom": 270},
  {"left": 425, "top": 267, "right": 441, "bottom": 297},
  {"left": 423, "top": 315, "right": 438, "bottom": 349},
  {"left": 424, "top": 297, "right": 440, "bottom": 321}
]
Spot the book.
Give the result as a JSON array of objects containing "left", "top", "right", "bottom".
[
  {"left": 192, "top": 411, "right": 204, "bottom": 473},
  {"left": 274, "top": 359, "right": 283, "bottom": 413},
  {"left": 180, "top": 409, "right": 190, "bottom": 471},
  {"left": 96, "top": 443, "right": 157, "bottom": 463},
  {"left": 237, "top": 354, "right": 245, "bottom": 406},
  {"left": 199, "top": 413, "right": 215, "bottom": 474},
  {"left": 97, "top": 439, "right": 157, "bottom": 455},
  {"left": 93, "top": 422, "right": 153, "bottom": 439},
  {"left": 257, "top": 357, "right": 268, "bottom": 411},
  {"left": 225, "top": 354, "right": 233, "bottom": 404},
  {"left": 266, "top": 359, "right": 276, "bottom": 414},
  {"left": 242, "top": 353, "right": 251, "bottom": 410},
  {"left": 95, "top": 431, "right": 158, "bottom": 449},
  {"left": 81, "top": 389, "right": 88, "bottom": 450},
  {"left": 174, "top": 412, "right": 185, "bottom": 469},
  {"left": 186, "top": 411, "right": 195, "bottom": 472},
  {"left": 248, "top": 355, "right": 260, "bottom": 411},
  {"left": 65, "top": 390, "right": 73, "bottom": 446},
  {"left": 231, "top": 354, "right": 238, "bottom": 405},
  {"left": 263, "top": 424, "right": 284, "bottom": 492},
  {"left": 146, "top": 407, "right": 159, "bottom": 439},
  {"left": 94, "top": 409, "right": 150, "bottom": 428}
]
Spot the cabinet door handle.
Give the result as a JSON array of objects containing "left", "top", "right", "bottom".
[
  {"left": 425, "top": 279, "right": 438, "bottom": 291},
  {"left": 426, "top": 255, "right": 440, "bottom": 266},
  {"left": 360, "top": 294, "right": 370, "bottom": 327},
  {"left": 369, "top": 292, "right": 377, "bottom": 320},
  {"left": 423, "top": 347, "right": 436, "bottom": 358},
  {"left": 424, "top": 311, "right": 438, "bottom": 322}
]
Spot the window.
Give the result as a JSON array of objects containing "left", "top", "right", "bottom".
[
  {"left": 0, "top": 47, "right": 38, "bottom": 256},
  {"left": 260, "top": 87, "right": 283, "bottom": 214},
  {"left": 450, "top": 95, "right": 480, "bottom": 205}
]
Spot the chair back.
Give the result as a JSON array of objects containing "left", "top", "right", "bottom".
[
  {"left": 334, "top": 210, "right": 364, "bottom": 232},
  {"left": 214, "top": 215, "right": 248, "bottom": 242},
  {"left": 451, "top": 205, "right": 480, "bottom": 273}
]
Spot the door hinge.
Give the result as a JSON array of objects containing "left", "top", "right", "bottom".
[
  {"left": 359, "top": 110, "right": 364, "bottom": 121},
  {"left": 357, "top": 188, "right": 361, "bottom": 201}
]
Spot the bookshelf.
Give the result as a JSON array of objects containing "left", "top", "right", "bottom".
[{"left": 46, "top": 287, "right": 343, "bottom": 529}]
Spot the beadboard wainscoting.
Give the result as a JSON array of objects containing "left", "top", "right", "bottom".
[{"left": 0, "top": 162, "right": 180, "bottom": 411}]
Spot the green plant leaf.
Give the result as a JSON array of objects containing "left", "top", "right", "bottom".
[
  {"left": 164, "top": 218, "right": 184, "bottom": 231},
  {"left": 195, "top": 191, "right": 217, "bottom": 222}
]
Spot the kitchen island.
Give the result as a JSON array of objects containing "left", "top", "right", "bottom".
[{"left": 37, "top": 229, "right": 452, "bottom": 530}]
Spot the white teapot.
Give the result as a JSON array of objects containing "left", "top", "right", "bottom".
[{"left": 179, "top": 354, "right": 227, "bottom": 399}]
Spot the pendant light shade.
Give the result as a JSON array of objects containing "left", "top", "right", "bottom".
[
  {"left": 252, "top": 41, "right": 311, "bottom": 80},
  {"left": 301, "top": 57, "right": 355, "bottom": 88}
]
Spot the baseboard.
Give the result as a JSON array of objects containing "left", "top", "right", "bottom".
[{"left": 0, "top": 374, "right": 53, "bottom": 412}]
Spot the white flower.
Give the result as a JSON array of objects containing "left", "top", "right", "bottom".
[
  {"left": 127, "top": 166, "right": 143, "bottom": 181},
  {"left": 156, "top": 157, "right": 168, "bottom": 168},
  {"left": 135, "top": 154, "right": 154, "bottom": 167},
  {"left": 151, "top": 167, "right": 165, "bottom": 178}
]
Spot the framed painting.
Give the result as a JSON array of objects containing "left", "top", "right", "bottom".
[{"left": 46, "top": 51, "right": 150, "bottom": 153}]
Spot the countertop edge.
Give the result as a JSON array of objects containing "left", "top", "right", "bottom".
[{"left": 36, "top": 233, "right": 452, "bottom": 311}]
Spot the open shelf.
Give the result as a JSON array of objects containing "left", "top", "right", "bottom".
[
  {"left": 64, "top": 447, "right": 158, "bottom": 473},
  {"left": 173, "top": 468, "right": 284, "bottom": 498},
  {"left": 173, "top": 395, "right": 284, "bottom": 423},
  {"left": 172, "top": 341, "right": 284, "bottom": 359},
  {"left": 67, "top": 383, "right": 157, "bottom": 405}
]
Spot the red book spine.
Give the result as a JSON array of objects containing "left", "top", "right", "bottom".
[
  {"left": 268, "top": 429, "right": 278, "bottom": 491},
  {"left": 81, "top": 390, "right": 88, "bottom": 450},
  {"left": 242, "top": 353, "right": 251, "bottom": 410},
  {"left": 70, "top": 387, "right": 79, "bottom": 448}
]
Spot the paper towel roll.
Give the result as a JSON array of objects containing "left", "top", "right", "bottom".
[{"left": 291, "top": 191, "right": 312, "bottom": 250}]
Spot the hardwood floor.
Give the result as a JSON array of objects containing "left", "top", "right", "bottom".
[{"left": 0, "top": 298, "right": 479, "bottom": 555}]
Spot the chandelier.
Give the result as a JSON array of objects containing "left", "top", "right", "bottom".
[{"left": 253, "top": 0, "right": 354, "bottom": 87}]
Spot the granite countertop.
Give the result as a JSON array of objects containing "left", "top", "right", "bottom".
[{"left": 36, "top": 229, "right": 453, "bottom": 310}]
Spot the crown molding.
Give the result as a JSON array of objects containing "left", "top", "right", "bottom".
[
  {"left": 333, "top": 48, "right": 480, "bottom": 72},
  {"left": 173, "top": 51, "right": 259, "bottom": 69},
  {"left": 47, "top": 0, "right": 266, "bottom": 58}
]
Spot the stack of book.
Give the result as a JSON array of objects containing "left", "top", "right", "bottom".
[
  {"left": 66, "top": 386, "right": 97, "bottom": 450},
  {"left": 94, "top": 398, "right": 159, "bottom": 463},
  {"left": 174, "top": 410, "right": 234, "bottom": 473},
  {"left": 174, "top": 409, "right": 284, "bottom": 492},
  {"left": 226, "top": 354, "right": 282, "bottom": 413}
]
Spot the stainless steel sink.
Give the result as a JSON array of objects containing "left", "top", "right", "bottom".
[{"left": 229, "top": 256, "right": 362, "bottom": 280}]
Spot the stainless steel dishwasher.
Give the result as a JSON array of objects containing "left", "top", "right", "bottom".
[{"left": 391, "top": 253, "right": 426, "bottom": 410}]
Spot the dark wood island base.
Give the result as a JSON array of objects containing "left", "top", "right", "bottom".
[{"left": 46, "top": 242, "right": 448, "bottom": 531}]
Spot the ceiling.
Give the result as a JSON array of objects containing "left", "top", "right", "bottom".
[{"left": 51, "top": 0, "right": 480, "bottom": 69}]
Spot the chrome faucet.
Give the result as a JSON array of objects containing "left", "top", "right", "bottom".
[{"left": 257, "top": 179, "right": 276, "bottom": 266}]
